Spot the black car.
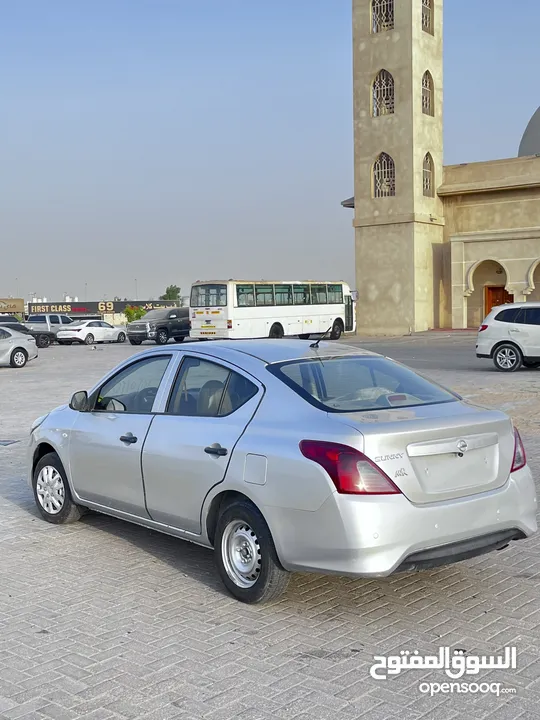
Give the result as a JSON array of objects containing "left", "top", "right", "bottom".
[
  {"left": 0, "top": 320, "right": 55, "bottom": 348},
  {"left": 127, "top": 307, "right": 190, "bottom": 345}
]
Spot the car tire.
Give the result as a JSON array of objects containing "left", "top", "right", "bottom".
[
  {"left": 129, "top": 338, "right": 142, "bottom": 345},
  {"left": 156, "top": 329, "right": 169, "bottom": 345},
  {"left": 269, "top": 323, "right": 284, "bottom": 339},
  {"left": 32, "top": 452, "right": 84, "bottom": 525},
  {"left": 214, "top": 499, "right": 290, "bottom": 604},
  {"left": 330, "top": 320, "right": 343, "bottom": 340},
  {"left": 84, "top": 333, "right": 95, "bottom": 345},
  {"left": 117, "top": 332, "right": 126, "bottom": 343},
  {"left": 174, "top": 336, "right": 185, "bottom": 343},
  {"left": 36, "top": 334, "right": 51, "bottom": 349},
  {"left": 10, "top": 348, "right": 28, "bottom": 368},
  {"left": 493, "top": 343, "right": 523, "bottom": 372}
]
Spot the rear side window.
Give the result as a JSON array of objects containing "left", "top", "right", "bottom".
[
  {"left": 495, "top": 308, "right": 522, "bottom": 323},
  {"left": 0, "top": 329, "right": 10, "bottom": 339},
  {"left": 268, "top": 356, "right": 457, "bottom": 413}
]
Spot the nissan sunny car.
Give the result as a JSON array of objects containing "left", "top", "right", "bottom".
[{"left": 28, "top": 340, "right": 537, "bottom": 603}]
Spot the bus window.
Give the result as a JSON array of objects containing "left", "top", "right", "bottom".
[
  {"left": 327, "top": 284, "right": 343, "bottom": 304},
  {"left": 236, "top": 284, "right": 255, "bottom": 307},
  {"left": 311, "top": 284, "right": 327, "bottom": 304},
  {"left": 191, "top": 284, "right": 228, "bottom": 307},
  {"left": 255, "top": 285, "right": 274, "bottom": 306},
  {"left": 274, "top": 285, "right": 293, "bottom": 306},
  {"left": 293, "top": 284, "right": 310, "bottom": 305}
]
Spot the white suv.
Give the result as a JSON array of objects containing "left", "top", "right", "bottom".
[{"left": 476, "top": 302, "right": 540, "bottom": 372}]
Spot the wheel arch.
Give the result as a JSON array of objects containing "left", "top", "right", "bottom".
[
  {"left": 490, "top": 339, "right": 525, "bottom": 359},
  {"left": 205, "top": 489, "right": 266, "bottom": 547}
]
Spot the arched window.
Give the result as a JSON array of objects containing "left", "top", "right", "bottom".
[
  {"left": 372, "top": 70, "right": 395, "bottom": 117},
  {"left": 373, "top": 153, "right": 396, "bottom": 198},
  {"left": 371, "top": 0, "right": 394, "bottom": 33},
  {"left": 422, "top": 71, "right": 434, "bottom": 116},
  {"left": 422, "top": 0, "right": 434, "bottom": 34},
  {"left": 423, "top": 153, "right": 434, "bottom": 197}
]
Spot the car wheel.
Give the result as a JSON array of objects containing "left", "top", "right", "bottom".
[
  {"left": 117, "top": 332, "right": 126, "bottom": 343},
  {"left": 10, "top": 349, "right": 28, "bottom": 368},
  {"left": 214, "top": 499, "right": 290, "bottom": 604},
  {"left": 298, "top": 334, "right": 310, "bottom": 340},
  {"left": 36, "top": 334, "right": 51, "bottom": 349},
  {"left": 32, "top": 452, "right": 84, "bottom": 524},
  {"left": 174, "top": 336, "right": 185, "bottom": 343},
  {"left": 84, "top": 333, "right": 95, "bottom": 345},
  {"left": 156, "top": 329, "right": 169, "bottom": 345},
  {"left": 129, "top": 338, "right": 142, "bottom": 345},
  {"left": 269, "top": 323, "right": 284, "bottom": 339},
  {"left": 493, "top": 343, "right": 522, "bottom": 372},
  {"left": 330, "top": 320, "right": 343, "bottom": 340}
]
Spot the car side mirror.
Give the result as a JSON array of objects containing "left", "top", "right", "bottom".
[
  {"left": 170, "top": 314, "right": 177, "bottom": 319},
  {"left": 70, "top": 390, "right": 89, "bottom": 412}
]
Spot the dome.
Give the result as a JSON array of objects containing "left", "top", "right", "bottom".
[{"left": 518, "top": 107, "right": 540, "bottom": 157}]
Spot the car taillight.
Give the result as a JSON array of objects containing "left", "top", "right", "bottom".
[
  {"left": 511, "top": 428, "right": 526, "bottom": 472},
  {"left": 227, "top": 320, "right": 233, "bottom": 329},
  {"left": 479, "top": 324, "right": 488, "bottom": 332},
  {"left": 299, "top": 440, "right": 401, "bottom": 495}
]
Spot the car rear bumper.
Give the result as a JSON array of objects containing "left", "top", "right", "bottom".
[{"left": 266, "top": 467, "right": 537, "bottom": 577}]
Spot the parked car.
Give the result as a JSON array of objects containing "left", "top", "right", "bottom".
[
  {"left": 476, "top": 302, "right": 540, "bottom": 372},
  {"left": 29, "top": 340, "right": 537, "bottom": 603},
  {"left": 57, "top": 320, "right": 127, "bottom": 345},
  {"left": 0, "top": 327, "right": 38, "bottom": 368},
  {"left": 26, "top": 314, "right": 74, "bottom": 336},
  {"left": 0, "top": 315, "right": 21, "bottom": 324},
  {"left": 0, "top": 320, "right": 54, "bottom": 349},
  {"left": 127, "top": 307, "right": 189, "bottom": 345}
]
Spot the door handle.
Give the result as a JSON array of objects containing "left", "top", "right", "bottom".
[
  {"left": 120, "top": 433, "right": 138, "bottom": 445},
  {"left": 204, "top": 443, "right": 228, "bottom": 457}
]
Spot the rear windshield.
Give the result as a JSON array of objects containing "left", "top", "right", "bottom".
[
  {"left": 267, "top": 355, "right": 458, "bottom": 413},
  {"left": 190, "top": 284, "right": 227, "bottom": 308}
]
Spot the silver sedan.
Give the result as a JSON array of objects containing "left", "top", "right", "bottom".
[
  {"left": 0, "top": 326, "right": 38, "bottom": 368},
  {"left": 28, "top": 340, "right": 537, "bottom": 603}
]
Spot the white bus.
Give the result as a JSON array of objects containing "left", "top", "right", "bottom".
[{"left": 189, "top": 280, "right": 356, "bottom": 340}]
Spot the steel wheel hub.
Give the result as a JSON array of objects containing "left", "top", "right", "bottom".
[
  {"left": 36, "top": 466, "right": 65, "bottom": 515},
  {"left": 221, "top": 521, "right": 262, "bottom": 588},
  {"left": 498, "top": 348, "right": 517, "bottom": 369}
]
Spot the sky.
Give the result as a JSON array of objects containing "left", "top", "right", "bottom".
[{"left": 2, "top": 0, "right": 540, "bottom": 302}]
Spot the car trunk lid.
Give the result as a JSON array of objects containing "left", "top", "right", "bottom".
[{"left": 333, "top": 401, "right": 515, "bottom": 504}]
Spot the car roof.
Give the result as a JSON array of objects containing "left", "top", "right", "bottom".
[
  {"left": 491, "top": 302, "right": 540, "bottom": 310},
  {"left": 144, "top": 339, "right": 379, "bottom": 364}
]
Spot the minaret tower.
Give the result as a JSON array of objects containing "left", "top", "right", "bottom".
[{"left": 352, "top": 0, "right": 444, "bottom": 333}]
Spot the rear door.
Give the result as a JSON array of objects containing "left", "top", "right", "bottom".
[
  {"left": 514, "top": 307, "right": 540, "bottom": 357},
  {"left": 142, "top": 355, "right": 262, "bottom": 533}
]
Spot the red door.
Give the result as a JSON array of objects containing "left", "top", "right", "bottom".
[{"left": 485, "top": 287, "right": 513, "bottom": 316}]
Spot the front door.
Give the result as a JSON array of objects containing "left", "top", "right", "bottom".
[
  {"left": 68, "top": 354, "right": 173, "bottom": 515},
  {"left": 485, "top": 287, "right": 513, "bottom": 316},
  {"left": 142, "top": 355, "right": 262, "bottom": 534}
]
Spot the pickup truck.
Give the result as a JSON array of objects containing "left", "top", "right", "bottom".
[
  {"left": 26, "top": 313, "right": 75, "bottom": 336},
  {"left": 127, "top": 307, "right": 190, "bottom": 345},
  {"left": 0, "top": 319, "right": 55, "bottom": 348}
]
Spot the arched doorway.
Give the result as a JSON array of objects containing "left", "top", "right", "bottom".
[
  {"left": 528, "top": 261, "right": 540, "bottom": 302},
  {"left": 467, "top": 260, "right": 513, "bottom": 328}
]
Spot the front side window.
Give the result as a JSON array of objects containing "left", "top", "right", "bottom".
[
  {"left": 311, "top": 284, "right": 327, "bottom": 304},
  {"left": 327, "top": 284, "right": 344, "bottom": 304},
  {"left": 274, "top": 285, "right": 293, "bottom": 306},
  {"left": 94, "top": 356, "right": 171, "bottom": 413},
  {"left": 236, "top": 284, "right": 255, "bottom": 307},
  {"left": 61, "top": 316, "right": 72, "bottom": 325},
  {"left": 167, "top": 357, "right": 258, "bottom": 417},
  {"left": 293, "top": 284, "right": 310, "bottom": 305},
  {"left": 268, "top": 356, "right": 457, "bottom": 413},
  {"left": 101, "top": 322, "right": 114, "bottom": 328},
  {"left": 255, "top": 284, "right": 274, "bottom": 306},
  {"left": 190, "top": 284, "right": 228, "bottom": 308},
  {"left": 522, "top": 308, "right": 540, "bottom": 326}
]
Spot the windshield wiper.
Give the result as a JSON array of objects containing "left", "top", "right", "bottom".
[{"left": 310, "top": 326, "right": 333, "bottom": 349}]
